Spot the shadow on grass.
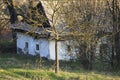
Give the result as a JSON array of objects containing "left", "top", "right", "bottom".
[
  {"left": 11, "top": 69, "right": 67, "bottom": 80},
  {"left": 0, "top": 53, "right": 120, "bottom": 79}
]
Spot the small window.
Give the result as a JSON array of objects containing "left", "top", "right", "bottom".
[
  {"left": 67, "top": 45, "right": 71, "bottom": 52},
  {"left": 36, "top": 44, "right": 39, "bottom": 50},
  {"left": 25, "top": 42, "right": 28, "bottom": 48}
]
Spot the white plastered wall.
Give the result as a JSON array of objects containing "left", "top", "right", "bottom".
[{"left": 16, "top": 32, "right": 50, "bottom": 58}]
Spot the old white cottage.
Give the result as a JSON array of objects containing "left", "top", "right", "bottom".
[
  {"left": 10, "top": 1, "right": 76, "bottom": 60},
  {"left": 10, "top": 22, "right": 76, "bottom": 60}
]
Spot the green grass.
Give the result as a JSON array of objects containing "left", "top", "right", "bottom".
[{"left": 0, "top": 53, "right": 120, "bottom": 80}]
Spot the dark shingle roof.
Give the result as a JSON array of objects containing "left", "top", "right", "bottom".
[
  {"left": 10, "top": 1, "right": 51, "bottom": 37},
  {"left": 10, "top": 22, "right": 50, "bottom": 35}
]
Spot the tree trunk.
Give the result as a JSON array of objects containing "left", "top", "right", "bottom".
[
  {"left": 4, "top": 0, "right": 18, "bottom": 24},
  {"left": 111, "top": 0, "right": 117, "bottom": 70},
  {"left": 111, "top": 0, "right": 120, "bottom": 70},
  {"left": 55, "top": 39, "right": 59, "bottom": 73},
  {"left": 4, "top": 0, "right": 18, "bottom": 53}
]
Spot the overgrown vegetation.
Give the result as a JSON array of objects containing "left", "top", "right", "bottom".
[
  {"left": 0, "top": 40, "right": 15, "bottom": 53},
  {"left": 0, "top": 53, "right": 120, "bottom": 80}
]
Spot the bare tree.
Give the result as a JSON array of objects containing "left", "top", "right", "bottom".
[
  {"left": 0, "top": 0, "right": 10, "bottom": 36},
  {"left": 107, "top": 0, "right": 120, "bottom": 70},
  {"left": 62, "top": 0, "right": 113, "bottom": 70}
]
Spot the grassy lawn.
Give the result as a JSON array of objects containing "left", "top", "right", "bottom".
[{"left": 0, "top": 53, "right": 120, "bottom": 80}]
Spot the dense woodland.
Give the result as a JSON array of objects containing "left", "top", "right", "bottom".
[{"left": 0, "top": 0, "right": 120, "bottom": 74}]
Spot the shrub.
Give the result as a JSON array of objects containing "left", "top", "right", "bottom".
[{"left": 0, "top": 40, "right": 16, "bottom": 54}]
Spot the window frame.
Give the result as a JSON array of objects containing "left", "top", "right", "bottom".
[
  {"left": 25, "top": 42, "right": 28, "bottom": 48},
  {"left": 36, "top": 44, "right": 39, "bottom": 50}
]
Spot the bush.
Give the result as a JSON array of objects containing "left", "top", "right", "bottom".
[{"left": 0, "top": 40, "right": 16, "bottom": 54}]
